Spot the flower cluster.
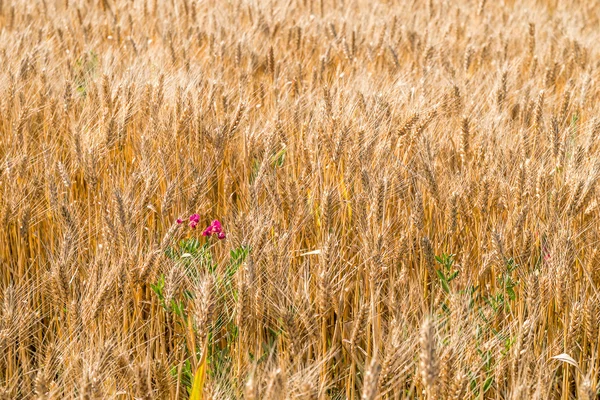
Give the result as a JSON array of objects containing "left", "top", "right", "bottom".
[
  {"left": 177, "top": 213, "right": 201, "bottom": 229},
  {"left": 176, "top": 215, "right": 226, "bottom": 240},
  {"left": 202, "top": 219, "right": 226, "bottom": 240}
]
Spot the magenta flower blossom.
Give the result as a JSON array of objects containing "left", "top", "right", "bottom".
[
  {"left": 211, "top": 220, "right": 222, "bottom": 232},
  {"left": 202, "top": 219, "right": 226, "bottom": 240},
  {"left": 178, "top": 215, "right": 225, "bottom": 239},
  {"left": 189, "top": 214, "right": 200, "bottom": 229}
]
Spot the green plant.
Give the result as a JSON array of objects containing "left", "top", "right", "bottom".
[{"left": 435, "top": 253, "right": 459, "bottom": 294}]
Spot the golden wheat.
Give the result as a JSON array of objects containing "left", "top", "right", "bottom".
[{"left": 1, "top": 0, "right": 600, "bottom": 399}]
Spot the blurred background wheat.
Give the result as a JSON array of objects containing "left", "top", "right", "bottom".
[{"left": 1, "top": 0, "right": 600, "bottom": 398}]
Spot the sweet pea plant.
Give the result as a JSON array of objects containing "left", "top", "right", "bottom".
[
  {"left": 151, "top": 216, "right": 249, "bottom": 397},
  {"left": 177, "top": 214, "right": 226, "bottom": 240}
]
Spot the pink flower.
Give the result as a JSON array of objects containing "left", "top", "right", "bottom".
[
  {"left": 176, "top": 218, "right": 183, "bottom": 224},
  {"left": 210, "top": 220, "right": 222, "bottom": 232},
  {"left": 190, "top": 221, "right": 198, "bottom": 229},
  {"left": 202, "top": 219, "right": 225, "bottom": 239},
  {"left": 189, "top": 214, "right": 200, "bottom": 223}
]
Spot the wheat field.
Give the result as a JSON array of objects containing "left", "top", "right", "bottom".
[{"left": 1, "top": 0, "right": 600, "bottom": 398}]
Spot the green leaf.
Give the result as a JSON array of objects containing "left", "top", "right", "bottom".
[
  {"left": 507, "top": 287, "right": 516, "bottom": 301},
  {"left": 436, "top": 270, "right": 450, "bottom": 294},
  {"left": 448, "top": 271, "right": 459, "bottom": 281},
  {"left": 272, "top": 145, "right": 287, "bottom": 168},
  {"left": 249, "top": 158, "right": 260, "bottom": 184},
  {"left": 184, "top": 289, "right": 195, "bottom": 300},
  {"left": 173, "top": 359, "right": 193, "bottom": 394},
  {"left": 483, "top": 376, "right": 494, "bottom": 393},
  {"left": 226, "top": 245, "right": 250, "bottom": 280},
  {"left": 150, "top": 274, "right": 165, "bottom": 301}
]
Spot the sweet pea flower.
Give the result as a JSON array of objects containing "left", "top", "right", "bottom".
[
  {"left": 178, "top": 215, "right": 225, "bottom": 239},
  {"left": 210, "top": 220, "right": 222, "bottom": 232},
  {"left": 188, "top": 214, "right": 200, "bottom": 228},
  {"left": 202, "top": 220, "right": 226, "bottom": 240}
]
